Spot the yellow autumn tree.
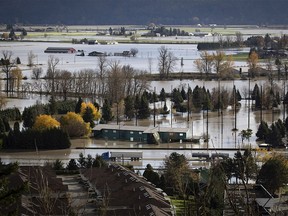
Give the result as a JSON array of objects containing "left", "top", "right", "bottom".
[
  {"left": 80, "top": 102, "right": 101, "bottom": 128},
  {"left": 32, "top": 114, "right": 60, "bottom": 131},
  {"left": 60, "top": 112, "right": 91, "bottom": 137},
  {"left": 247, "top": 51, "right": 259, "bottom": 77}
]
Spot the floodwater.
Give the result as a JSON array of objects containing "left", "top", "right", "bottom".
[
  {"left": 1, "top": 40, "right": 287, "bottom": 168},
  {"left": 0, "top": 41, "right": 249, "bottom": 76}
]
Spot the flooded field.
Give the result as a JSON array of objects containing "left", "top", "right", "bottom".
[{"left": 1, "top": 30, "right": 287, "bottom": 168}]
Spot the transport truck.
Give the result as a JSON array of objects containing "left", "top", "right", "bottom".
[{"left": 101, "top": 151, "right": 143, "bottom": 161}]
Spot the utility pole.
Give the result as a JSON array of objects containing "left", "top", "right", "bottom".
[{"left": 248, "top": 71, "right": 251, "bottom": 130}]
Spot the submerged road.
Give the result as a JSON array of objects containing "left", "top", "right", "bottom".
[{"left": 0, "top": 143, "right": 282, "bottom": 169}]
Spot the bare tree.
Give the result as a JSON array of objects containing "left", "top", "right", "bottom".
[
  {"left": 106, "top": 60, "right": 123, "bottom": 103},
  {"left": 158, "top": 46, "right": 177, "bottom": 79},
  {"left": 56, "top": 70, "right": 72, "bottom": 100},
  {"left": 32, "top": 67, "right": 43, "bottom": 80},
  {"left": 132, "top": 70, "right": 150, "bottom": 96},
  {"left": 96, "top": 55, "right": 108, "bottom": 100},
  {"left": 235, "top": 31, "right": 244, "bottom": 46},
  {"left": 122, "top": 64, "right": 135, "bottom": 96},
  {"left": 130, "top": 48, "right": 138, "bottom": 57},
  {"left": 1, "top": 50, "right": 15, "bottom": 96},
  {"left": 212, "top": 50, "right": 225, "bottom": 74},
  {"left": 10, "top": 67, "right": 22, "bottom": 94},
  {"left": 46, "top": 55, "right": 60, "bottom": 96},
  {"left": 225, "top": 35, "right": 233, "bottom": 46},
  {"left": 27, "top": 50, "right": 36, "bottom": 67},
  {"left": 194, "top": 51, "right": 213, "bottom": 78}
]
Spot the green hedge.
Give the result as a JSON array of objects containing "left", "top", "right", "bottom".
[{"left": 3, "top": 128, "right": 71, "bottom": 150}]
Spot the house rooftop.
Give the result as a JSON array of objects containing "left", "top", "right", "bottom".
[{"left": 80, "top": 164, "right": 174, "bottom": 215}]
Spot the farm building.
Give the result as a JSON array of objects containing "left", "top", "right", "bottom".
[
  {"left": 92, "top": 124, "right": 191, "bottom": 144},
  {"left": 44, "top": 47, "right": 76, "bottom": 53}
]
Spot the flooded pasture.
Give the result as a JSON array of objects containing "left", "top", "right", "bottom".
[{"left": 1, "top": 39, "right": 287, "bottom": 168}]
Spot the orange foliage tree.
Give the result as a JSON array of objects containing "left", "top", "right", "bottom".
[
  {"left": 32, "top": 114, "right": 60, "bottom": 131},
  {"left": 60, "top": 112, "right": 91, "bottom": 137}
]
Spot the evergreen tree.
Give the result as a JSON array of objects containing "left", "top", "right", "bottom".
[
  {"left": 192, "top": 85, "right": 204, "bottom": 111},
  {"left": 202, "top": 88, "right": 212, "bottom": 110},
  {"left": 124, "top": 95, "right": 134, "bottom": 120},
  {"left": 139, "top": 93, "right": 150, "bottom": 119},
  {"left": 2, "top": 117, "right": 10, "bottom": 132},
  {"left": 256, "top": 121, "right": 270, "bottom": 140},
  {"left": 266, "top": 123, "right": 283, "bottom": 147},
  {"left": 143, "top": 164, "right": 160, "bottom": 187},
  {"left": 252, "top": 84, "right": 261, "bottom": 109},
  {"left": 8, "top": 29, "right": 15, "bottom": 39},
  {"left": 13, "top": 122, "right": 20, "bottom": 134},
  {"left": 22, "top": 107, "right": 37, "bottom": 128},
  {"left": 275, "top": 119, "right": 286, "bottom": 138},
  {"left": 180, "top": 86, "right": 187, "bottom": 100},
  {"left": 101, "top": 99, "right": 113, "bottom": 123},
  {"left": 162, "top": 101, "right": 169, "bottom": 114},
  {"left": 236, "top": 90, "right": 242, "bottom": 101},
  {"left": 48, "top": 96, "right": 56, "bottom": 115},
  {"left": 283, "top": 90, "right": 288, "bottom": 105},
  {"left": 172, "top": 88, "right": 183, "bottom": 110},
  {"left": 285, "top": 117, "right": 288, "bottom": 131},
  {"left": 257, "top": 155, "right": 288, "bottom": 194},
  {"left": 82, "top": 107, "right": 95, "bottom": 128},
  {"left": 93, "top": 102, "right": 100, "bottom": 110},
  {"left": 151, "top": 91, "right": 158, "bottom": 103},
  {"left": 0, "top": 118, "right": 5, "bottom": 133},
  {"left": 66, "top": 159, "right": 79, "bottom": 170},
  {"left": 75, "top": 97, "right": 83, "bottom": 114},
  {"left": 0, "top": 162, "right": 27, "bottom": 214},
  {"left": 134, "top": 94, "right": 141, "bottom": 119},
  {"left": 159, "top": 88, "right": 166, "bottom": 101},
  {"left": 16, "top": 57, "right": 21, "bottom": 64}
]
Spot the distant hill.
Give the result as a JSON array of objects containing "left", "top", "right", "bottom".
[{"left": 1, "top": 0, "right": 288, "bottom": 25}]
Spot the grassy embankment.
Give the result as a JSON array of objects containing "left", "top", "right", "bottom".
[{"left": 21, "top": 25, "right": 247, "bottom": 44}]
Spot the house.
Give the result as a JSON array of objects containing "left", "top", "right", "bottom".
[
  {"left": 92, "top": 124, "right": 191, "bottom": 144},
  {"left": 80, "top": 164, "right": 175, "bottom": 216},
  {"left": 1, "top": 166, "right": 70, "bottom": 215},
  {"left": 44, "top": 47, "right": 76, "bottom": 53},
  {"left": 88, "top": 51, "right": 105, "bottom": 56},
  {"left": 223, "top": 184, "right": 288, "bottom": 215}
]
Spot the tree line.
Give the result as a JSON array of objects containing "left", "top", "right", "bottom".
[{"left": 0, "top": 98, "right": 102, "bottom": 150}]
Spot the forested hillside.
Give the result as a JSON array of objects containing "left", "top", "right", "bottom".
[{"left": 1, "top": 0, "right": 288, "bottom": 25}]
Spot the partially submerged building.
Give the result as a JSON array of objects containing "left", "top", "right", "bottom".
[
  {"left": 44, "top": 47, "right": 76, "bottom": 53},
  {"left": 92, "top": 124, "right": 191, "bottom": 144}
]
